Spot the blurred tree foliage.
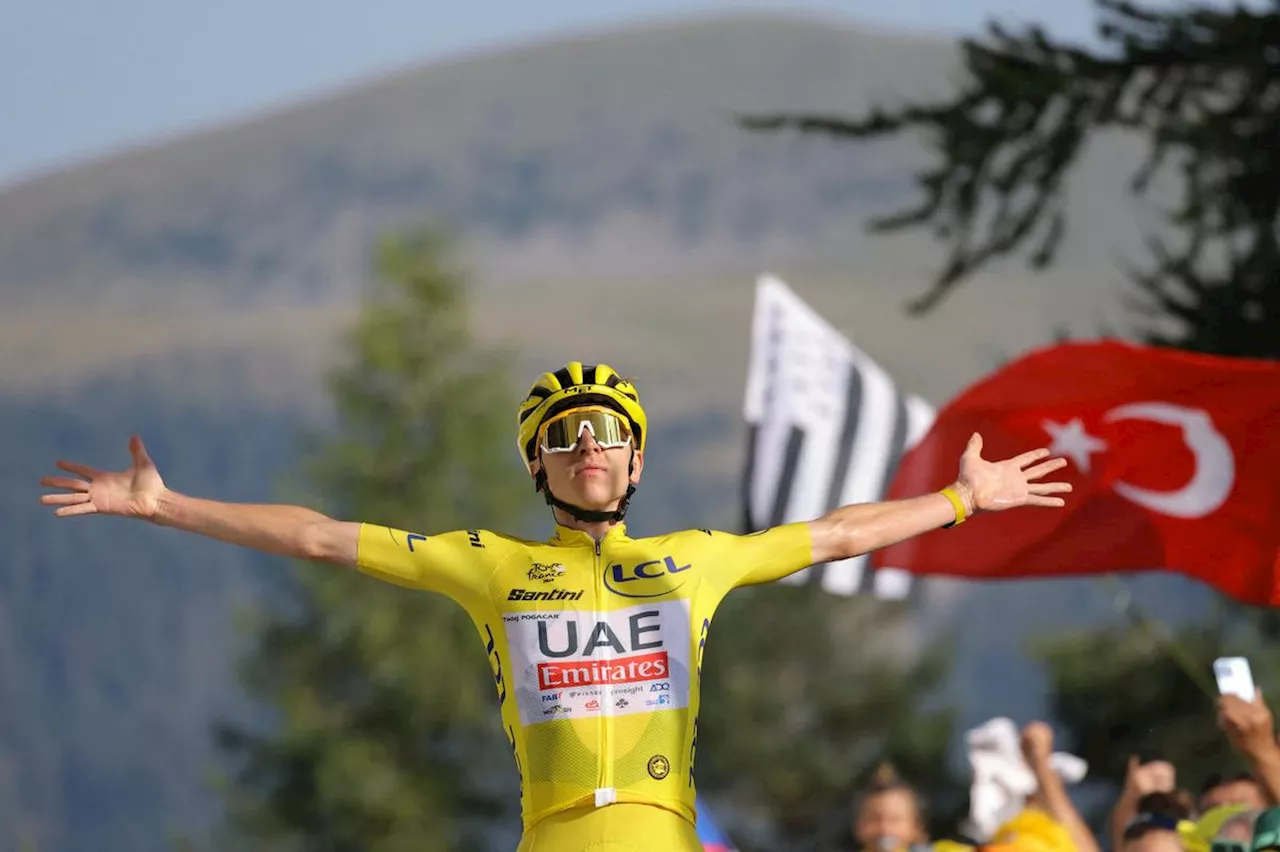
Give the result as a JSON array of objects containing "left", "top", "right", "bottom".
[
  {"left": 739, "top": 0, "right": 1280, "bottom": 357},
  {"left": 697, "top": 582, "right": 965, "bottom": 852},
  {"left": 213, "top": 226, "right": 530, "bottom": 851}
]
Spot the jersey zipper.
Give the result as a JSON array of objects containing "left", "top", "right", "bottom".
[{"left": 593, "top": 536, "right": 616, "bottom": 805}]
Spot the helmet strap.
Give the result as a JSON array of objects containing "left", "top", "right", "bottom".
[{"left": 534, "top": 449, "right": 637, "bottom": 524}]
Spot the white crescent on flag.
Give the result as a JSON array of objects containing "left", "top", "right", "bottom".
[
  {"left": 1104, "top": 403, "right": 1236, "bottom": 518},
  {"left": 741, "top": 274, "right": 935, "bottom": 599}
]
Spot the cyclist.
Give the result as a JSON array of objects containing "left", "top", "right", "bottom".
[{"left": 40, "top": 361, "right": 1071, "bottom": 851}]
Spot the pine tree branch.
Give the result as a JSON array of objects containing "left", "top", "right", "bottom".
[{"left": 738, "top": 0, "right": 1280, "bottom": 335}]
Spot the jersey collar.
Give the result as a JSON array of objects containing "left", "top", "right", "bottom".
[{"left": 549, "top": 522, "right": 631, "bottom": 547}]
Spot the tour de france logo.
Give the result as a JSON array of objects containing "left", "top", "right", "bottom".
[
  {"left": 647, "top": 754, "right": 670, "bottom": 780},
  {"left": 528, "top": 562, "right": 566, "bottom": 583}
]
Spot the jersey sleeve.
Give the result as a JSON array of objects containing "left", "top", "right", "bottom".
[
  {"left": 354, "top": 523, "right": 494, "bottom": 604},
  {"left": 705, "top": 522, "right": 815, "bottom": 594}
]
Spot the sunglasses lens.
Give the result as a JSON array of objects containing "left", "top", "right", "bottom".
[{"left": 540, "top": 410, "right": 632, "bottom": 453}]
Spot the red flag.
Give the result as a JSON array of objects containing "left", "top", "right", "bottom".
[{"left": 870, "top": 340, "right": 1280, "bottom": 606}]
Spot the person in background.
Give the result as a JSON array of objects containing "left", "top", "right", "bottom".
[
  {"left": 1245, "top": 806, "right": 1280, "bottom": 852},
  {"left": 930, "top": 722, "right": 1088, "bottom": 852},
  {"left": 1119, "top": 792, "right": 1194, "bottom": 852},
  {"left": 1201, "top": 773, "right": 1270, "bottom": 814},
  {"left": 853, "top": 764, "right": 930, "bottom": 852},
  {"left": 1182, "top": 804, "right": 1250, "bottom": 852},
  {"left": 1109, "top": 757, "right": 1180, "bottom": 852},
  {"left": 1215, "top": 690, "right": 1280, "bottom": 808},
  {"left": 1211, "top": 808, "right": 1263, "bottom": 845},
  {"left": 1016, "top": 722, "right": 1101, "bottom": 852}
]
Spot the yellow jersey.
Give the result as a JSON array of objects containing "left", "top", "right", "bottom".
[{"left": 354, "top": 519, "right": 813, "bottom": 832}]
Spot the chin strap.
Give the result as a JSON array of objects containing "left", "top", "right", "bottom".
[{"left": 534, "top": 451, "right": 637, "bottom": 524}]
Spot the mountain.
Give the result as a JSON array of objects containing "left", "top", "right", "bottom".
[
  {"left": 0, "top": 11, "right": 1210, "bottom": 851},
  {"left": 0, "top": 10, "right": 1158, "bottom": 406}
]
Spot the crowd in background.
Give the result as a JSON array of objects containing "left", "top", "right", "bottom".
[{"left": 846, "top": 691, "right": 1280, "bottom": 852}]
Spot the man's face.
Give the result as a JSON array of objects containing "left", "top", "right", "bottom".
[
  {"left": 533, "top": 417, "right": 642, "bottom": 512},
  {"left": 1202, "top": 780, "right": 1267, "bottom": 812},
  {"left": 855, "top": 789, "right": 924, "bottom": 851}
]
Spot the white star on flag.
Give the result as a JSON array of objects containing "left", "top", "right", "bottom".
[{"left": 1041, "top": 418, "right": 1108, "bottom": 473}]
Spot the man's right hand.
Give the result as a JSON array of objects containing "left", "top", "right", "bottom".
[
  {"left": 40, "top": 435, "right": 166, "bottom": 520},
  {"left": 39, "top": 435, "right": 358, "bottom": 565}
]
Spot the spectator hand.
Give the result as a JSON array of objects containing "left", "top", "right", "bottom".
[
  {"left": 1122, "top": 755, "right": 1177, "bottom": 797},
  {"left": 1219, "top": 690, "right": 1278, "bottom": 762},
  {"left": 1020, "top": 721, "right": 1055, "bottom": 768}
]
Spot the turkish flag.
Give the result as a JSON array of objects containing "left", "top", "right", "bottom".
[{"left": 870, "top": 340, "right": 1280, "bottom": 606}]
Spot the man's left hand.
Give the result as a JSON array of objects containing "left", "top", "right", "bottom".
[{"left": 953, "top": 433, "right": 1072, "bottom": 515}]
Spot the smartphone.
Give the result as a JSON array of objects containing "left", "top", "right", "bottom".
[{"left": 1214, "top": 656, "right": 1256, "bottom": 702}]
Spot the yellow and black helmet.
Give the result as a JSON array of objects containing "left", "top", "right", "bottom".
[{"left": 517, "top": 361, "right": 647, "bottom": 472}]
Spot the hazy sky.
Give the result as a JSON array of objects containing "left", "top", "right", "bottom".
[{"left": 0, "top": 0, "right": 1232, "bottom": 187}]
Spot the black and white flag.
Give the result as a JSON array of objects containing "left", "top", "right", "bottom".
[{"left": 741, "top": 274, "right": 935, "bottom": 599}]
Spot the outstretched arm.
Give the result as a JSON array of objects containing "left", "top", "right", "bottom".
[
  {"left": 40, "top": 435, "right": 359, "bottom": 566},
  {"left": 152, "top": 491, "right": 359, "bottom": 565},
  {"left": 807, "top": 432, "right": 1070, "bottom": 565}
]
